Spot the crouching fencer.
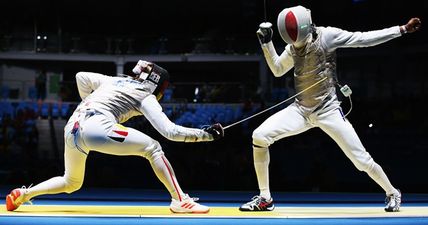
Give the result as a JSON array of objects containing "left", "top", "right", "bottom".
[
  {"left": 239, "top": 5, "right": 421, "bottom": 212},
  {"left": 6, "top": 60, "right": 224, "bottom": 213}
]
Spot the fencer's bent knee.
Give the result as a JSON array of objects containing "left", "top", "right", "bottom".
[
  {"left": 142, "top": 140, "right": 164, "bottom": 161},
  {"left": 64, "top": 178, "right": 83, "bottom": 194},
  {"left": 252, "top": 128, "right": 271, "bottom": 148},
  {"left": 352, "top": 157, "right": 375, "bottom": 172}
]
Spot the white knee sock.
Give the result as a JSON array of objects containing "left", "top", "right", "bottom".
[
  {"left": 150, "top": 155, "right": 185, "bottom": 201},
  {"left": 253, "top": 146, "right": 271, "bottom": 200},
  {"left": 366, "top": 162, "right": 398, "bottom": 196},
  {"left": 25, "top": 176, "right": 69, "bottom": 201}
]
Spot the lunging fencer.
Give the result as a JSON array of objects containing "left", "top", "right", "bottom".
[
  {"left": 6, "top": 60, "right": 224, "bottom": 213},
  {"left": 239, "top": 5, "right": 421, "bottom": 212}
]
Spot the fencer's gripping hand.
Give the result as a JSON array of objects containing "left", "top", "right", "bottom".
[
  {"left": 203, "top": 123, "right": 224, "bottom": 141},
  {"left": 256, "top": 22, "right": 273, "bottom": 45},
  {"left": 401, "top": 18, "right": 421, "bottom": 34},
  {"left": 132, "top": 60, "right": 152, "bottom": 75}
]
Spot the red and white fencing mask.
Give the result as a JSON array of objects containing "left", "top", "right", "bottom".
[{"left": 277, "top": 6, "right": 313, "bottom": 47}]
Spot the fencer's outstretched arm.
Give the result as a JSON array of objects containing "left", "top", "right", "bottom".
[
  {"left": 325, "top": 17, "right": 421, "bottom": 50},
  {"left": 76, "top": 72, "right": 111, "bottom": 100},
  {"left": 140, "top": 95, "right": 216, "bottom": 142},
  {"left": 257, "top": 22, "right": 294, "bottom": 77},
  {"left": 325, "top": 26, "right": 402, "bottom": 49}
]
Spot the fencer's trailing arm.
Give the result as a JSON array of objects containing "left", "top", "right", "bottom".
[{"left": 223, "top": 77, "right": 328, "bottom": 130}]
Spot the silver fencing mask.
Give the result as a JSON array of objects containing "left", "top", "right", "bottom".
[{"left": 277, "top": 5, "right": 312, "bottom": 47}]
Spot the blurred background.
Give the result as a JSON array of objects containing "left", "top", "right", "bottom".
[{"left": 0, "top": 0, "right": 427, "bottom": 195}]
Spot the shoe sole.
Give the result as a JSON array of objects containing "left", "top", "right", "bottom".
[
  {"left": 239, "top": 205, "right": 275, "bottom": 212},
  {"left": 169, "top": 208, "right": 210, "bottom": 214},
  {"left": 384, "top": 208, "right": 400, "bottom": 212}
]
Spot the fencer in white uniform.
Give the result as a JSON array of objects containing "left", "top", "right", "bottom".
[
  {"left": 239, "top": 5, "right": 421, "bottom": 212},
  {"left": 6, "top": 60, "right": 224, "bottom": 213}
]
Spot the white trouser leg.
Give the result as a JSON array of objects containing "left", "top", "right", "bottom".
[
  {"left": 251, "top": 103, "right": 311, "bottom": 199},
  {"left": 78, "top": 114, "right": 185, "bottom": 200},
  {"left": 25, "top": 122, "right": 87, "bottom": 201},
  {"left": 317, "top": 108, "right": 397, "bottom": 195}
]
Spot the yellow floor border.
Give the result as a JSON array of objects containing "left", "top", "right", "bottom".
[{"left": 1, "top": 205, "right": 428, "bottom": 218}]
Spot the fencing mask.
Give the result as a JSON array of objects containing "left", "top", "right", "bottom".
[{"left": 277, "top": 5, "right": 313, "bottom": 47}]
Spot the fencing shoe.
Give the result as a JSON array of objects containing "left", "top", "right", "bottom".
[
  {"left": 170, "top": 194, "right": 209, "bottom": 213},
  {"left": 239, "top": 195, "right": 274, "bottom": 211},
  {"left": 6, "top": 186, "right": 32, "bottom": 211},
  {"left": 385, "top": 189, "right": 401, "bottom": 212}
]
